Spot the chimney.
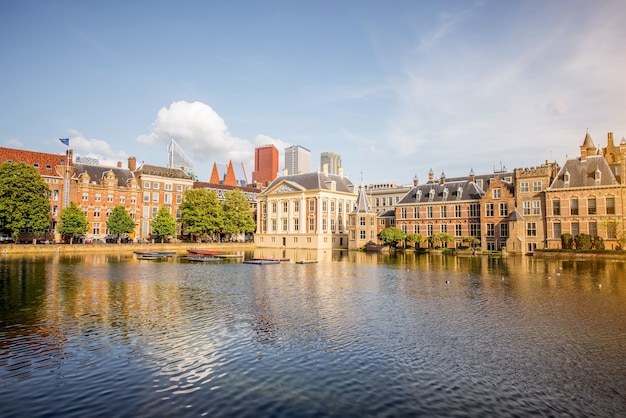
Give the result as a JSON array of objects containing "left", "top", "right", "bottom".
[
  {"left": 117, "top": 161, "right": 122, "bottom": 168},
  {"left": 428, "top": 168, "right": 434, "bottom": 182},
  {"left": 608, "top": 132, "right": 614, "bottom": 146},
  {"left": 128, "top": 156, "right": 137, "bottom": 171},
  {"left": 440, "top": 171, "right": 446, "bottom": 185},
  {"left": 322, "top": 163, "right": 329, "bottom": 174},
  {"left": 338, "top": 166, "right": 343, "bottom": 177},
  {"left": 283, "top": 168, "right": 288, "bottom": 176},
  {"left": 413, "top": 175, "right": 419, "bottom": 186},
  {"left": 469, "top": 168, "right": 475, "bottom": 183}
]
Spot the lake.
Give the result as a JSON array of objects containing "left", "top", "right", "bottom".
[{"left": 1, "top": 250, "right": 625, "bottom": 417}]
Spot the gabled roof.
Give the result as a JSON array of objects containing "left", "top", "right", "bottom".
[
  {"left": 549, "top": 155, "right": 617, "bottom": 189},
  {"left": 261, "top": 172, "right": 355, "bottom": 195},
  {"left": 74, "top": 163, "right": 134, "bottom": 187},
  {"left": 508, "top": 209, "right": 524, "bottom": 221},
  {"left": 397, "top": 180, "right": 483, "bottom": 204},
  {"left": 136, "top": 164, "right": 193, "bottom": 180},
  {"left": 351, "top": 185, "right": 374, "bottom": 214},
  {"left": 0, "top": 147, "right": 68, "bottom": 177}
]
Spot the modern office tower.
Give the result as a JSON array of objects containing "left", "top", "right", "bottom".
[
  {"left": 284, "top": 145, "right": 311, "bottom": 175},
  {"left": 252, "top": 145, "right": 279, "bottom": 185},
  {"left": 320, "top": 152, "right": 342, "bottom": 175}
]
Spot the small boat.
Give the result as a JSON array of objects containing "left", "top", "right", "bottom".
[
  {"left": 184, "top": 256, "right": 223, "bottom": 262},
  {"left": 296, "top": 260, "right": 318, "bottom": 264},
  {"left": 134, "top": 251, "right": 176, "bottom": 256},
  {"left": 187, "top": 249, "right": 226, "bottom": 255},
  {"left": 244, "top": 259, "right": 281, "bottom": 265},
  {"left": 214, "top": 253, "right": 243, "bottom": 259}
]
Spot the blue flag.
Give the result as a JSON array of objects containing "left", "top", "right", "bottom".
[{"left": 59, "top": 138, "right": 69, "bottom": 146}]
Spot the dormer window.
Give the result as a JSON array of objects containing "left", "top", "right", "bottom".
[
  {"left": 415, "top": 190, "right": 422, "bottom": 200},
  {"left": 442, "top": 188, "right": 449, "bottom": 200},
  {"left": 564, "top": 170, "right": 570, "bottom": 187},
  {"left": 594, "top": 168, "right": 601, "bottom": 185},
  {"left": 428, "top": 189, "right": 435, "bottom": 200},
  {"left": 457, "top": 187, "right": 463, "bottom": 199}
]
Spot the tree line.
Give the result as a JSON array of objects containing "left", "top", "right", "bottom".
[{"left": 0, "top": 162, "right": 256, "bottom": 244}]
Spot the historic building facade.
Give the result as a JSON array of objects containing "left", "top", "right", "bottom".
[
  {"left": 395, "top": 171, "right": 484, "bottom": 248},
  {"left": 347, "top": 184, "right": 378, "bottom": 249},
  {"left": 545, "top": 132, "right": 626, "bottom": 249},
  {"left": 255, "top": 170, "right": 356, "bottom": 249},
  {"left": 479, "top": 175, "right": 516, "bottom": 251}
]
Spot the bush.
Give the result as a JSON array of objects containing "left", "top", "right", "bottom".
[
  {"left": 592, "top": 236, "right": 605, "bottom": 251},
  {"left": 561, "top": 233, "right": 574, "bottom": 249},
  {"left": 574, "top": 234, "right": 592, "bottom": 250}
]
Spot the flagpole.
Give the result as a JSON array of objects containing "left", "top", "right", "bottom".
[{"left": 59, "top": 138, "right": 70, "bottom": 209}]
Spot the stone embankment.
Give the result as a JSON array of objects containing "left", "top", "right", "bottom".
[{"left": 0, "top": 242, "right": 254, "bottom": 255}]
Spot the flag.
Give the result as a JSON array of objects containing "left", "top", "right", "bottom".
[{"left": 59, "top": 138, "right": 69, "bottom": 146}]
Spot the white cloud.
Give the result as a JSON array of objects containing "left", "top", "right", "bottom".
[
  {"left": 5, "top": 139, "right": 23, "bottom": 148},
  {"left": 68, "top": 129, "right": 128, "bottom": 167},
  {"left": 137, "top": 101, "right": 255, "bottom": 168}
]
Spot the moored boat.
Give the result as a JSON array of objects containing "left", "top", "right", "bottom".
[{"left": 243, "top": 259, "right": 281, "bottom": 265}]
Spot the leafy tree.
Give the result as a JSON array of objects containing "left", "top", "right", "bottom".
[
  {"left": 0, "top": 162, "right": 51, "bottom": 241},
  {"left": 430, "top": 232, "right": 455, "bottom": 248},
  {"left": 574, "top": 233, "right": 592, "bottom": 250},
  {"left": 561, "top": 233, "right": 574, "bottom": 249},
  {"left": 151, "top": 206, "right": 177, "bottom": 243},
  {"left": 406, "top": 233, "right": 426, "bottom": 248},
  {"left": 462, "top": 236, "right": 481, "bottom": 249},
  {"left": 106, "top": 206, "right": 135, "bottom": 243},
  {"left": 57, "top": 202, "right": 89, "bottom": 244},
  {"left": 180, "top": 189, "right": 223, "bottom": 242},
  {"left": 378, "top": 227, "right": 406, "bottom": 248},
  {"left": 222, "top": 189, "right": 255, "bottom": 238}
]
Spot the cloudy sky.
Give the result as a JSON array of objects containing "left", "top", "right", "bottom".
[{"left": 1, "top": 0, "right": 625, "bottom": 185}]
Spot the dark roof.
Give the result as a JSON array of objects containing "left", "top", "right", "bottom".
[
  {"left": 194, "top": 181, "right": 260, "bottom": 194},
  {"left": 74, "top": 163, "right": 134, "bottom": 187},
  {"left": 136, "top": 164, "right": 193, "bottom": 180},
  {"left": 508, "top": 210, "right": 524, "bottom": 221},
  {"left": 263, "top": 172, "right": 355, "bottom": 194},
  {"left": 351, "top": 185, "right": 374, "bottom": 214},
  {"left": 397, "top": 180, "right": 483, "bottom": 205},
  {"left": 549, "top": 155, "right": 617, "bottom": 189},
  {"left": 0, "top": 147, "right": 68, "bottom": 177}
]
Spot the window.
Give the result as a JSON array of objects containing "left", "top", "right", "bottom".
[
  {"left": 331, "top": 201, "right": 335, "bottom": 212},
  {"left": 164, "top": 193, "right": 172, "bottom": 204},
  {"left": 427, "top": 224, "right": 433, "bottom": 236},
  {"left": 455, "top": 205, "right": 461, "bottom": 218},
  {"left": 470, "top": 224, "right": 480, "bottom": 237},
  {"left": 272, "top": 202, "right": 277, "bottom": 213},
  {"left": 589, "top": 221, "right": 597, "bottom": 238},
  {"left": 553, "top": 222, "right": 561, "bottom": 239},
  {"left": 564, "top": 172, "right": 570, "bottom": 187},
  {"left": 144, "top": 191, "right": 150, "bottom": 203},
  {"left": 500, "top": 223, "right": 509, "bottom": 237},
  {"left": 523, "top": 201, "right": 531, "bottom": 215},
  {"left": 94, "top": 208, "right": 101, "bottom": 218},
  {"left": 587, "top": 198, "right": 596, "bottom": 215},
  {"left": 272, "top": 219, "right": 277, "bottom": 232},
  {"left": 294, "top": 201, "right": 299, "bottom": 212},
  {"left": 427, "top": 207, "right": 433, "bottom": 218},
  {"left": 309, "top": 200, "right": 315, "bottom": 212},
  {"left": 441, "top": 224, "right": 447, "bottom": 233},
  {"left": 552, "top": 199, "right": 560, "bottom": 216},
  {"left": 570, "top": 198, "right": 578, "bottom": 215},
  {"left": 177, "top": 185, "right": 183, "bottom": 192},
  {"left": 322, "top": 219, "right": 327, "bottom": 231},
  {"left": 95, "top": 193, "right": 101, "bottom": 202},
  {"left": 532, "top": 200, "right": 541, "bottom": 215},
  {"left": 283, "top": 201, "right": 288, "bottom": 212},
  {"left": 485, "top": 203, "right": 494, "bottom": 217},
  {"left": 526, "top": 222, "right": 537, "bottom": 237},
  {"left": 492, "top": 188, "right": 501, "bottom": 199},
  {"left": 107, "top": 194, "right": 113, "bottom": 203},
  {"left": 331, "top": 219, "right": 336, "bottom": 232},
  {"left": 533, "top": 181, "right": 542, "bottom": 192},
  {"left": 487, "top": 242, "right": 496, "bottom": 251},
  {"left": 401, "top": 207, "right": 407, "bottom": 219},
  {"left": 486, "top": 223, "right": 495, "bottom": 237},
  {"left": 92, "top": 222, "right": 100, "bottom": 235},
  {"left": 441, "top": 206, "right": 447, "bottom": 218},
  {"left": 455, "top": 224, "right": 462, "bottom": 237},
  {"left": 152, "top": 192, "right": 159, "bottom": 203},
  {"left": 594, "top": 169, "right": 601, "bottom": 185},
  {"left": 375, "top": 198, "right": 379, "bottom": 206},
  {"left": 153, "top": 183, "right": 159, "bottom": 190},
  {"left": 143, "top": 182, "right": 150, "bottom": 188},
  {"left": 53, "top": 189, "right": 59, "bottom": 201},
  {"left": 520, "top": 182, "right": 529, "bottom": 192},
  {"left": 119, "top": 195, "right": 125, "bottom": 203},
  {"left": 142, "top": 206, "right": 149, "bottom": 218},
  {"left": 309, "top": 218, "right": 315, "bottom": 232},
  {"left": 470, "top": 204, "right": 479, "bottom": 217},
  {"left": 165, "top": 183, "right": 172, "bottom": 190},
  {"left": 151, "top": 206, "right": 158, "bottom": 217},
  {"left": 176, "top": 195, "right": 182, "bottom": 204},
  {"left": 82, "top": 192, "right": 88, "bottom": 201},
  {"left": 499, "top": 203, "right": 508, "bottom": 217},
  {"left": 360, "top": 230, "right": 366, "bottom": 239},
  {"left": 293, "top": 218, "right": 299, "bottom": 231},
  {"left": 282, "top": 218, "right": 288, "bottom": 232},
  {"left": 360, "top": 216, "right": 366, "bottom": 226},
  {"left": 571, "top": 222, "right": 579, "bottom": 236},
  {"left": 606, "top": 197, "right": 615, "bottom": 215},
  {"left": 414, "top": 207, "right": 420, "bottom": 218}
]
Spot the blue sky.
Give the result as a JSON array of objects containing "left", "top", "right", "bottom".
[{"left": 1, "top": 0, "right": 625, "bottom": 185}]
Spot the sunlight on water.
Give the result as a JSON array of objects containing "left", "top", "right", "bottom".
[{"left": 0, "top": 251, "right": 625, "bottom": 417}]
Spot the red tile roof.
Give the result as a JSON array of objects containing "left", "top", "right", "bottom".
[{"left": 0, "top": 147, "right": 70, "bottom": 177}]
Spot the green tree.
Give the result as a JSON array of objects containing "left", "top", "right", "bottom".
[
  {"left": 462, "top": 236, "right": 481, "bottom": 249},
  {"left": 430, "top": 232, "right": 455, "bottom": 248},
  {"left": 222, "top": 189, "right": 256, "bottom": 239},
  {"left": 378, "top": 227, "right": 406, "bottom": 248},
  {"left": 180, "top": 189, "right": 223, "bottom": 242},
  {"left": 574, "top": 233, "right": 592, "bottom": 250},
  {"left": 151, "top": 206, "right": 177, "bottom": 243},
  {"left": 0, "top": 162, "right": 51, "bottom": 241},
  {"left": 406, "top": 233, "right": 426, "bottom": 249},
  {"left": 561, "top": 233, "right": 574, "bottom": 249},
  {"left": 106, "top": 206, "right": 135, "bottom": 243},
  {"left": 57, "top": 202, "right": 89, "bottom": 244}
]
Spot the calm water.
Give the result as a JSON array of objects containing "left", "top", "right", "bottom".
[{"left": 0, "top": 250, "right": 625, "bottom": 417}]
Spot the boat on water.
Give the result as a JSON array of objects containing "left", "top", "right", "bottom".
[
  {"left": 214, "top": 253, "right": 243, "bottom": 259},
  {"left": 187, "top": 249, "right": 226, "bottom": 256},
  {"left": 243, "top": 258, "right": 281, "bottom": 265},
  {"left": 134, "top": 251, "right": 176, "bottom": 260},
  {"left": 184, "top": 256, "right": 223, "bottom": 262},
  {"left": 296, "top": 260, "right": 318, "bottom": 264}
]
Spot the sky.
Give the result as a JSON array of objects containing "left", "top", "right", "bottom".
[{"left": 1, "top": 0, "right": 625, "bottom": 186}]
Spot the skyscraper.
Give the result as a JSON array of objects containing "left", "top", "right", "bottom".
[
  {"left": 252, "top": 145, "right": 279, "bottom": 185},
  {"left": 284, "top": 145, "right": 311, "bottom": 175},
  {"left": 320, "top": 152, "right": 342, "bottom": 175}
]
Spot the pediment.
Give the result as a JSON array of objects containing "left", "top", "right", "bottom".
[{"left": 264, "top": 180, "right": 304, "bottom": 195}]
